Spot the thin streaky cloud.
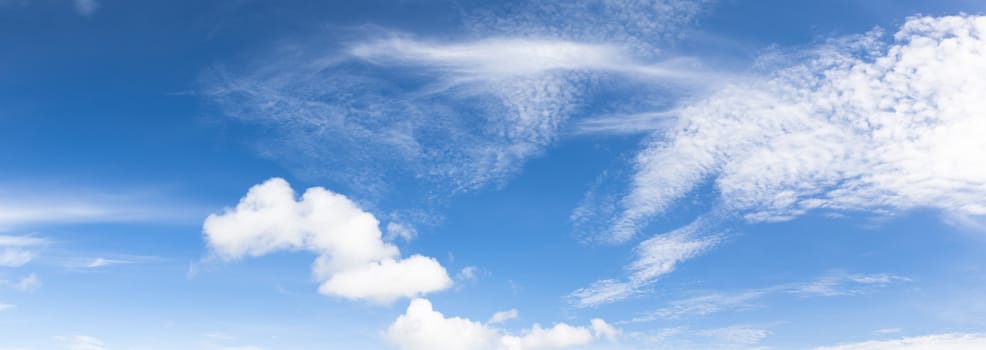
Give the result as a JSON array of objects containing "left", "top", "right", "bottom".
[
  {"left": 627, "top": 272, "right": 910, "bottom": 322},
  {"left": 814, "top": 333, "right": 986, "bottom": 350}
]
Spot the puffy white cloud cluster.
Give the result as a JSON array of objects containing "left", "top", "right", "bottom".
[
  {"left": 203, "top": 178, "right": 452, "bottom": 303},
  {"left": 608, "top": 15, "right": 986, "bottom": 242},
  {"left": 385, "top": 298, "right": 618, "bottom": 350}
]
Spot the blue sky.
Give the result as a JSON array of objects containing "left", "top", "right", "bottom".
[{"left": 2, "top": 0, "right": 986, "bottom": 349}]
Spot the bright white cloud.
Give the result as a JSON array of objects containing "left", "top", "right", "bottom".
[
  {"left": 55, "top": 335, "right": 108, "bottom": 350},
  {"left": 605, "top": 15, "right": 986, "bottom": 242},
  {"left": 568, "top": 219, "right": 722, "bottom": 307},
  {"left": 203, "top": 178, "right": 452, "bottom": 303},
  {"left": 814, "top": 333, "right": 986, "bottom": 350},
  {"left": 385, "top": 298, "right": 617, "bottom": 350}
]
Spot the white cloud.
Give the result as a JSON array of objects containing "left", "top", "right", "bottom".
[
  {"left": 385, "top": 222, "right": 418, "bottom": 241},
  {"left": 0, "top": 235, "right": 48, "bottom": 247},
  {"left": 489, "top": 309, "right": 519, "bottom": 324},
  {"left": 318, "top": 255, "right": 452, "bottom": 304},
  {"left": 203, "top": 1, "right": 712, "bottom": 197},
  {"left": 0, "top": 303, "right": 14, "bottom": 311},
  {"left": 73, "top": 0, "right": 98, "bottom": 16},
  {"left": 814, "top": 333, "right": 986, "bottom": 350},
  {"left": 462, "top": 0, "right": 710, "bottom": 56},
  {"left": 0, "top": 248, "right": 33, "bottom": 267},
  {"left": 203, "top": 178, "right": 452, "bottom": 303},
  {"left": 629, "top": 272, "right": 909, "bottom": 321},
  {"left": 604, "top": 14, "right": 986, "bottom": 242},
  {"left": 456, "top": 266, "right": 480, "bottom": 283},
  {"left": 349, "top": 37, "right": 703, "bottom": 82},
  {"left": 55, "top": 335, "right": 108, "bottom": 350},
  {"left": 568, "top": 219, "right": 722, "bottom": 307},
  {"left": 696, "top": 325, "right": 771, "bottom": 346},
  {"left": 792, "top": 273, "right": 910, "bottom": 297},
  {"left": 385, "top": 298, "right": 617, "bottom": 350},
  {"left": 83, "top": 257, "right": 131, "bottom": 269},
  {"left": 0, "top": 185, "right": 200, "bottom": 231},
  {"left": 635, "top": 290, "right": 768, "bottom": 321},
  {"left": 2, "top": 273, "right": 42, "bottom": 292},
  {"left": 574, "top": 111, "right": 675, "bottom": 135}
]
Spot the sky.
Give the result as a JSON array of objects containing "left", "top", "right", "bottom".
[{"left": 2, "top": 0, "right": 986, "bottom": 349}]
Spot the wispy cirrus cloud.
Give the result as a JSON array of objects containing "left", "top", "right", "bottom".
[
  {"left": 0, "top": 183, "right": 204, "bottom": 231},
  {"left": 565, "top": 15, "right": 986, "bottom": 305},
  {"left": 1, "top": 273, "right": 41, "bottom": 292},
  {"left": 626, "top": 272, "right": 909, "bottom": 321},
  {"left": 0, "top": 234, "right": 48, "bottom": 267},
  {"left": 203, "top": 0, "right": 715, "bottom": 200},
  {"left": 814, "top": 333, "right": 986, "bottom": 350},
  {"left": 568, "top": 218, "right": 723, "bottom": 308},
  {"left": 55, "top": 335, "right": 108, "bottom": 350}
]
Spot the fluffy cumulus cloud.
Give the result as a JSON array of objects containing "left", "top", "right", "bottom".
[
  {"left": 605, "top": 15, "right": 986, "bottom": 242},
  {"left": 385, "top": 299, "right": 617, "bottom": 350},
  {"left": 203, "top": 178, "right": 452, "bottom": 303},
  {"left": 814, "top": 333, "right": 986, "bottom": 350}
]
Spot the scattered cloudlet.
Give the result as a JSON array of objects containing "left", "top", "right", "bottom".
[
  {"left": 1, "top": 273, "right": 41, "bottom": 292},
  {"left": 385, "top": 222, "right": 418, "bottom": 242},
  {"left": 82, "top": 257, "right": 132, "bottom": 269},
  {"left": 0, "top": 248, "right": 34, "bottom": 267},
  {"left": 0, "top": 303, "right": 14, "bottom": 311},
  {"left": 695, "top": 325, "right": 771, "bottom": 346},
  {"left": 814, "top": 333, "right": 986, "bottom": 350},
  {"left": 385, "top": 298, "right": 617, "bottom": 350},
  {"left": 0, "top": 185, "right": 202, "bottom": 231},
  {"left": 72, "top": 0, "right": 98, "bottom": 16},
  {"left": 488, "top": 309, "right": 519, "bottom": 325},
  {"left": 628, "top": 272, "right": 909, "bottom": 321},
  {"left": 202, "top": 178, "right": 452, "bottom": 304},
  {"left": 567, "top": 219, "right": 723, "bottom": 307},
  {"left": 55, "top": 335, "right": 108, "bottom": 350}
]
